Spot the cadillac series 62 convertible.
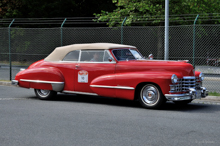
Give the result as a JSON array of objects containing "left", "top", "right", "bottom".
[{"left": 12, "top": 43, "right": 208, "bottom": 109}]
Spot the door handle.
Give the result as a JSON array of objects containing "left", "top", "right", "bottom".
[{"left": 75, "top": 64, "right": 80, "bottom": 69}]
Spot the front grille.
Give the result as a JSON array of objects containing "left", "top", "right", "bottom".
[
  {"left": 170, "top": 76, "right": 196, "bottom": 93},
  {"left": 179, "top": 76, "right": 196, "bottom": 92}
]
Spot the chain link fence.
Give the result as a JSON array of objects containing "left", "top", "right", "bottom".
[{"left": 0, "top": 25, "right": 219, "bottom": 93}]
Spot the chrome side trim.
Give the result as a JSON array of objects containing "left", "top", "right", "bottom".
[
  {"left": 20, "top": 79, "right": 64, "bottom": 92},
  {"left": 79, "top": 62, "right": 115, "bottom": 64},
  {"left": 20, "top": 79, "right": 64, "bottom": 84},
  {"left": 47, "top": 60, "right": 116, "bottom": 64},
  {"left": 63, "top": 90, "right": 98, "bottom": 96},
  {"left": 90, "top": 85, "right": 134, "bottom": 90}
]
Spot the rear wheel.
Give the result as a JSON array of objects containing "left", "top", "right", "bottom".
[
  {"left": 138, "top": 84, "right": 165, "bottom": 109},
  {"left": 34, "top": 89, "right": 57, "bottom": 100}
]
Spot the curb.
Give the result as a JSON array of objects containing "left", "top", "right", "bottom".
[
  {"left": 204, "top": 77, "right": 220, "bottom": 81},
  {"left": 0, "top": 81, "right": 12, "bottom": 86},
  {"left": 0, "top": 65, "right": 28, "bottom": 68}
]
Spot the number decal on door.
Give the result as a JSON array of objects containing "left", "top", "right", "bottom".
[{"left": 78, "top": 70, "right": 88, "bottom": 83}]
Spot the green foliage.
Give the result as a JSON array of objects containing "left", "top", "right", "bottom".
[
  {"left": 95, "top": 0, "right": 164, "bottom": 27},
  {"left": 10, "top": 29, "right": 29, "bottom": 53},
  {"left": 209, "top": 91, "right": 220, "bottom": 96},
  {"left": 11, "top": 29, "right": 24, "bottom": 39},
  {"left": 0, "top": 0, "right": 116, "bottom": 18},
  {"left": 94, "top": 0, "right": 220, "bottom": 27}
]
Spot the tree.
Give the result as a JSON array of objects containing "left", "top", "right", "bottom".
[
  {"left": 0, "top": 0, "right": 22, "bottom": 18},
  {"left": 94, "top": 0, "right": 220, "bottom": 27},
  {"left": 94, "top": 0, "right": 220, "bottom": 60},
  {"left": 0, "top": 0, "right": 116, "bottom": 18}
]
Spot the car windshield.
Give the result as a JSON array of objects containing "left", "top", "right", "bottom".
[{"left": 112, "top": 49, "right": 144, "bottom": 61}]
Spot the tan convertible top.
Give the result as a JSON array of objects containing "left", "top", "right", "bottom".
[{"left": 44, "top": 43, "right": 136, "bottom": 61}]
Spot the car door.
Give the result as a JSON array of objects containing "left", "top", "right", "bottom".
[
  {"left": 74, "top": 49, "right": 116, "bottom": 97},
  {"left": 60, "top": 50, "right": 80, "bottom": 91}
]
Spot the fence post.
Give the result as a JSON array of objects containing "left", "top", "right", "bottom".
[
  {"left": 193, "top": 14, "right": 199, "bottom": 68},
  {"left": 8, "top": 19, "right": 15, "bottom": 81},
  {"left": 164, "top": 0, "right": 169, "bottom": 60},
  {"left": 121, "top": 17, "right": 127, "bottom": 44},
  {"left": 61, "top": 18, "right": 67, "bottom": 46}
]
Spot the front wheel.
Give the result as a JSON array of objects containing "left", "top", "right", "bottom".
[
  {"left": 34, "top": 89, "right": 57, "bottom": 100},
  {"left": 138, "top": 84, "right": 165, "bottom": 109}
]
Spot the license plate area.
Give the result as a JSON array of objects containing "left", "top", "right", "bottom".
[{"left": 195, "top": 90, "right": 201, "bottom": 99}]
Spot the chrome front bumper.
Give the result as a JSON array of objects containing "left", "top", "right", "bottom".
[{"left": 165, "top": 87, "right": 208, "bottom": 101}]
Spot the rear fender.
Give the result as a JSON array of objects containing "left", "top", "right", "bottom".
[{"left": 15, "top": 67, "right": 65, "bottom": 91}]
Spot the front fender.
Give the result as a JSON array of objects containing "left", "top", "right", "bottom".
[
  {"left": 115, "top": 71, "right": 182, "bottom": 96},
  {"left": 195, "top": 71, "right": 201, "bottom": 78},
  {"left": 15, "top": 67, "right": 65, "bottom": 91},
  {"left": 90, "top": 74, "right": 116, "bottom": 97},
  {"left": 90, "top": 71, "right": 180, "bottom": 100}
]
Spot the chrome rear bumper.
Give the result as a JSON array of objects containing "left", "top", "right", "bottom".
[
  {"left": 11, "top": 80, "right": 19, "bottom": 86},
  {"left": 165, "top": 87, "right": 208, "bottom": 101}
]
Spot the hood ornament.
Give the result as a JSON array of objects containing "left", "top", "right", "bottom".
[{"left": 148, "top": 54, "right": 153, "bottom": 60}]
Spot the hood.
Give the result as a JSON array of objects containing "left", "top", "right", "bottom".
[{"left": 116, "top": 60, "right": 195, "bottom": 77}]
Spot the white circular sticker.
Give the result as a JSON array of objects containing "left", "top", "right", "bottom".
[{"left": 78, "top": 70, "right": 88, "bottom": 83}]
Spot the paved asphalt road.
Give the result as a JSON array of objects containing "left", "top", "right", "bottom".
[{"left": 1, "top": 85, "right": 220, "bottom": 146}]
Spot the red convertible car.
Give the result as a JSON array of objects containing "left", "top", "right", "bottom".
[{"left": 12, "top": 43, "right": 208, "bottom": 109}]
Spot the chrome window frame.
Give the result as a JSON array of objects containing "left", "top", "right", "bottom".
[
  {"left": 112, "top": 48, "right": 144, "bottom": 61},
  {"left": 60, "top": 49, "right": 116, "bottom": 64},
  {"left": 62, "top": 50, "right": 80, "bottom": 62}
]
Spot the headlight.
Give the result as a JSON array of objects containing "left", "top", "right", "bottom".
[
  {"left": 199, "top": 73, "right": 204, "bottom": 81},
  {"left": 171, "top": 74, "right": 178, "bottom": 84}
]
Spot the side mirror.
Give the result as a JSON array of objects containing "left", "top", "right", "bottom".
[
  {"left": 108, "top": 57, "right": 113, "bottom": 62},
  {"left": 148, "top": 54, "right": 153, "bottom": 60}
]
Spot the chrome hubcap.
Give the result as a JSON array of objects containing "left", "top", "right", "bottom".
[
  {"left": 141, "top": 86, "right": 159, "bottom": 105},
  {"left": 37, "top": 89, "right": 50, "bottom": 97}
]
